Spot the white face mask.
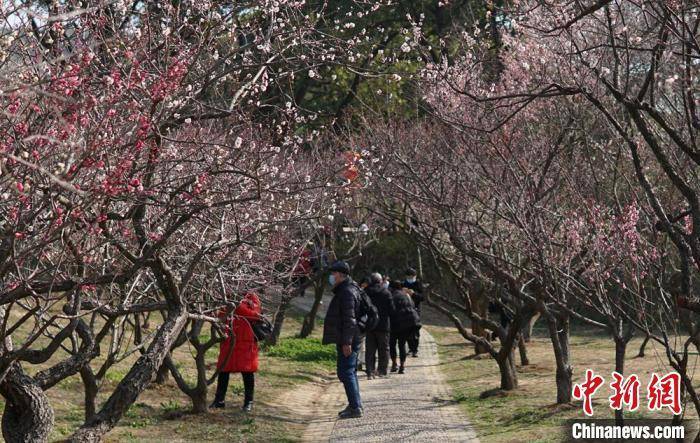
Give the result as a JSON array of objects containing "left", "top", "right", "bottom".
[
  {"left": 406, "top": 277, "right": 416, "bottom": 284},
  {"left": 382, "top": 282, "right": 389, "bottom": 289}
]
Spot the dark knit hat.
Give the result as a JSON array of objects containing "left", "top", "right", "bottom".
[{"left": 328, "top": 260, "right": 350, "bottom": 274}]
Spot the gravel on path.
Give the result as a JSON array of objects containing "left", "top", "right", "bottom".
[{"left": 290, "top": 291, "right": 480, "bottom": 442}]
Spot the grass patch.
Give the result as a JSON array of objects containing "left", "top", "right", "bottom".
[
  {"left": 159, "top": 400, "right": 182, "bottom": 415},
  {"left": 266, "top": 337, "right": 336, "bottom": 369},
  {"left": 105, "top": 368, "right": 128, "bottom": 384}
]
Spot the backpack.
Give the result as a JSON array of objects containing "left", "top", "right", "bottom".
[
  {"left": 251, "top": 316, "right": 273, "bottom": 342},
  {"left": 355, "top": 285, "right": 379, "bottom": 333}
]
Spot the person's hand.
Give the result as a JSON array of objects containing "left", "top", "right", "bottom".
[{"left": 342, "top": 344, "right": 352, "bottom": 357}]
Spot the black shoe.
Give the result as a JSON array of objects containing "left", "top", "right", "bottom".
[
  {"left": 411, "top": 352, "right": 418, "bottom": 358},
  {"left": 209, "top": 401, "right": 225, "bottom": 409},
  {"left": 366, "top": 373, "right": 374, "bottom": 380},
  {"left": 398, "top": 366, "right": 405, "bottom": 374},
  {"left": 390, "top": 364, "right": 398, "bottom": 373},
  {"left": 338, "top": 405, "right": 351, "bottom": 416},
  {"left": 242, "top": 401, "right": 253, "bottom": 412},
  {"left": 338, "top": 407, "right": 363, "bottom": 419}
]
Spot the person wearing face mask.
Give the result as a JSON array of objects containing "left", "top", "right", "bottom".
[
  {"left": 322, "top": 260, "right": 364, "bottom": 419},
  {"left": 364, "top": 272, "right": 395, "bottom": 379},
  {"left": 403, "top": 268, "right": 424, "bottom": 357}
]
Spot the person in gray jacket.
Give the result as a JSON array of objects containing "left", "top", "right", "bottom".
[{"left": 322, "top": 260, "right": 364, "bottom": 419}]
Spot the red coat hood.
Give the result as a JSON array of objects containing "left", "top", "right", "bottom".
[{"left": 235, "top": 292, "right": 261, "bottom": 319}]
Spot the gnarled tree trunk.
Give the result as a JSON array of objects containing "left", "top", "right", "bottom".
[
  {"left": 69, "top": 306, "right": 188, "bottom": 442},
  {"left": 0, "top": 362, "right": 54, "bottom": 443},
  {"left": 164, "top": 320, "right": 219, "bottom": 414},
  {"left": 495, "top": 350, "right": 518, "bottom": 390},
  {"left": 546, "top": 313, "right": 572, "bottom": 404}
]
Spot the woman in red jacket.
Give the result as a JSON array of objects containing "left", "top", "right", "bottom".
[{"left": 211, "top": 292, "right": 261, "bottom": 412}]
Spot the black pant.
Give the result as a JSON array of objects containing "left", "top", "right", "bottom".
[
  {"left": 408, "top": 327, "right": 420, "bottom": 354},
  {"left": 390, "top": 330, "right": 411, "bottom": 365},
  {"left": 214, "top": 372, "right": 254, "bottom": 404},
  {"left": 365, "top": 330, "right": 390, "bottom": 375}
]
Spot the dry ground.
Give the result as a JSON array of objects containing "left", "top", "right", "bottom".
[{"left": 427, "top": 314, "right": 700, "bottom": 443}]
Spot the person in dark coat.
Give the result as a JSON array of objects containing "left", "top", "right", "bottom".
[
  {"left": 403, "top": 268, "right": 424, "bottom": 357},
  {"left": 322, "top": 260, "right": 364, "bottom": 419},
  {"left": 364, "top": 272, "right": 394, "bottom": 379},
  {"left": 389, "top": 280, "right": 420, "bottom": 374},
  {"left": 211, "top": 292, "right": 262, "bottom": 412}
]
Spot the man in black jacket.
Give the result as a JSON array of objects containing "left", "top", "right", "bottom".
[
  {"left": 322, "top": 260, "right": 363, "bottom": 419},
  {"left": 404, "top": 268, "right": 424, "bottom": 357},
  {"left": 364, "top": 273, "right": 394, "bottom": 379}
]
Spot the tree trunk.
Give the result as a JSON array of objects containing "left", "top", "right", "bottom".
[
  {"left": 69, "top": 307, "right": 188, "bottom": 442},
  {"left": 637, "top": 333, "right": 650, "bottom": 358},
  {"left": 191, "top": 388, "right": 208, "bottom": 414},
  {"left": 191, "top": 335, "right": 210, "bottom": 414},
  {"left": 668, "top": 354, "right": 700, "bottom": 424},
  {"left": 79, "top": 366, "right": 99, "bottom": 422},
  {"left": 547, "top": 314, "right": 573, "bottom": 404},
  {"left": 471, "top": 290, "right": 490, "bottom": 354},
  {"left": 299, "top": 281, "right": 324, "bottom": 338},
  {"left": 270, "top": 295, "right": 292, "bottom": 346},
  {"left": 495, "top": 351, "right": 518, "bottom": 390},
  {"left": 154, "top": 364, "right": 169, "bottom": 384},
  {"left": 517, "top": 335, "right": 529, "bottom": 366},
  {"left": 0, "top": 362, "right": 54, "bottom": 443},
  {"left": 162, "top": 320, "right": 217, "bottom": 414},
  {"left": 614, "top": 336, "right": 627, "bottom": 426},
  {"left": 524, "top": 312, "right": 540, "bottom": 342}
]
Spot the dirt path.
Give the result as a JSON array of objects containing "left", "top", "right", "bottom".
[{"left": 289, "top": 295, "right": 480, "bottom": 442}]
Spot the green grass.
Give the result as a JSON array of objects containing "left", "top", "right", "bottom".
[
  {"left": 266, "top": 337, "right": 336, "bottom": 369},
  {"left": 159, "top": 400, "right": 182, "bottom": 415},
  {"left": 105, "top": 368, "right": 129, "bottom": 384}
]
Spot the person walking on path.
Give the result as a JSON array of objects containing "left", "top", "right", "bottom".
[
  {"left": 322, "top": 260, "right": 364, "bottom": 419},
  {"left": 389, "top": 280, "right": 421, "bottom": 374},
  {"left": 356, "top": 277, "right": 371, "bottom": 373},
  {"left": 211, "top": 292, "right": 262, "bottom": 412},
  {"left": 364, "top": 272, "right": 394, "bottom": 379},
  {"left": 403, "top": 268, "right": 424, "bottom": 357}
]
